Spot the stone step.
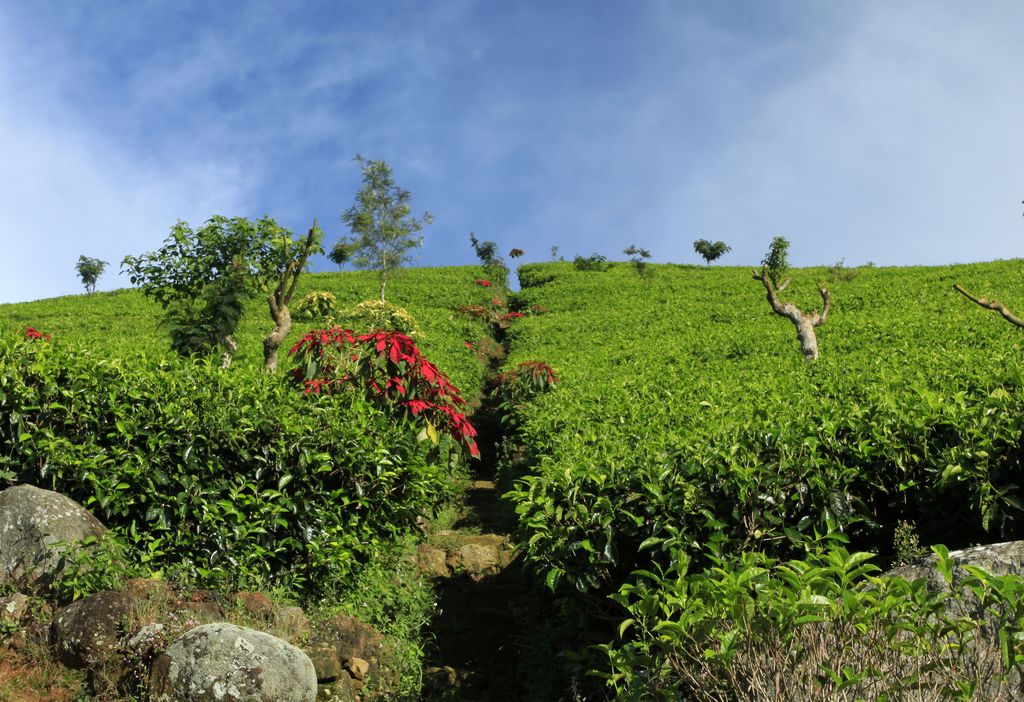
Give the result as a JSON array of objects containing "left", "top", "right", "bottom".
[{"left": 417, "top": 533, "right": 520, "bottom": 580}]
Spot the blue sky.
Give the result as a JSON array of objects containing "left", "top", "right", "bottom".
[{"left": 2, "top": 1, "right": 1023, "bottom": 303}]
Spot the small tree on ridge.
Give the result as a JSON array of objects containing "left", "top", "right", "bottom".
[
  {"left": 75, "top": 255, "right": 108, "bottom": 294},
  {"left": 624, "top": 244, "right": 653, "bottom": 277},
  {"left": 762, "top": 236, "right": 790, "bottom": 290},
  {"left": 692, "top": 239, "right": 730, "bottom": 265},
  {"left": 342, "top": 156, "right": 432, "bottom": 302}
]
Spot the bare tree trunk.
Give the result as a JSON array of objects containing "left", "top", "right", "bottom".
[
  {"left": 262, "top": 307, "right": 291, "bottom": 372},
  {"left": 262, "top": 221, "right": 321, "bottom": 372},
  {"left": 754, "top": 268, "right": 831, "bottom": 361},
  {"left": 219, "top": 335, "right": 237, "bottom": 368},
  {"left": 953, "top": 284, "right": 1024, "bottom": 328}
]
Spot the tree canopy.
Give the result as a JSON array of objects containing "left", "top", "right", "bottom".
[
  {"left": 75, "top": 255, "right": 108, "bottom": 294},
  {"left": 692, "top": 239, "right": 731, "bottom": 265},
  {"left": 341, "top": 156, "right": 432, "bottom": 302},
  {"left": 122, "top": 215, "right": 321, "bottom": 367}
]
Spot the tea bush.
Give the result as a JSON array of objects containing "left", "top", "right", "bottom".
[
  {"left": 602, "top": 542, "right": 1024, "bottom": 700},
  {"left": 0, "top": 266, "right": 491, "bottom": 395},
  {"left": 505, "top": 260, "right": 1024, "bottom": 694},
  {"left": 507, "top": 262, "right": 1024, "bottom": 596},
  {"left": 0, "top": 337, "right": 455, "bottom": 597}
]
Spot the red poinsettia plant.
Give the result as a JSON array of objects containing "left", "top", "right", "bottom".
[
  {"left": 454, "top": 294, "right": 527, "bottom": 331},
  {"left": 492, "top": 360, "right": 558, "bottom": 409},
  {"left": 289, "top": 328, "right": 479, "bottom": 457}
]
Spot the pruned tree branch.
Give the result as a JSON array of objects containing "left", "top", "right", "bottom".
[
  {"left": 953, "top": 284, "right": 1024, "bottom": 328},
  {"left": 263, "top": 220, "right": 322, "bottom": 372},
  {"left": 754, "top": 267, "right": 830, "bottom": 361}
]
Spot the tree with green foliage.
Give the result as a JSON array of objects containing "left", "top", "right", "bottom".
[
  {"left": 328, "top": 237, "right": 357, "bottom": 269},
  {"left": 75, "top": 255, "right": 108, "bottom": 294},
  {"left": 692, "top": 239, "right": 731, "bottom": 265},
  {"left": 342, "top": 156, "right": 432, "bottom": 302},
  {"left": 122, "top": 216, "right": 322, "bottom": 369},
  {"left": 624, "top": 244, "right": 653, "bottom": 277},
  {"left": 761, "top": 236, "right": 790, "bottom": 290},
  {"left": 470, "top": 232, "right": 509, "bottom": 288}
]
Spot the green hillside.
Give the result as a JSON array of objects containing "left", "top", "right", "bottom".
[
  {"left": 6, "top": 260, "right": 1024, "bottom": 699},
  {"left": 0, "top": 266, "right": 500, "bottom": 698},
  {"left": 0, "top": 266, "right": 491, "bottom": 395},
  {"left": 507, "top": 258, "right": 1024, "bottom": 588},
  {"left": 502, "top": 259, "right": 1024, "bottom": 697}
]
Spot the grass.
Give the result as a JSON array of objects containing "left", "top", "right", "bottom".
[
  {"left": 0, "top": 643, "right": 88, "bottom": 701},
  {"left": 0, "top": 266, "right": 492, "bottom": 396}
]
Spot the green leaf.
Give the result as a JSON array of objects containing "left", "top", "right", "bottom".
[{"left": 617, "top": 618, "right": 635, "bottom": 638}]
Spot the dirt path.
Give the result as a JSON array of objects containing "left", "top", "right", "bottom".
[{"left": 418, "top": 465, "right": 538, "bottom": 700}]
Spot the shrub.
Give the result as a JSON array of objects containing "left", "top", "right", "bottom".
[
  {"left": 337, "top": 299, "right": 423, "bottom": 338},
  {"left": 292, "top": 290, "right": 338, "bottom": 321},
  {"left": 289, "top": 328, "right": 479, "bottom": 457},
  {"left": 493, "top": 361, "right": 559, "bottom": 412},
  {"left": 624, "top": 245, "right": 653, "bottom": 277},
  {"left": 0, "top": 336, "right": 451, "bottom": 598},
  {"left": 602, "top": 543, "right": 1024, "bottom": 700},
  {"left": 827, "top": 258, "right": 859, "bottom": 283},
  {"left": 574, "top": 254, "right": 610, "bottom": 272}
]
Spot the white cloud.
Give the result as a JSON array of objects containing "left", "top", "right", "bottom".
[
  {"left": 676, "top": 1, "right": 1024, "bottom": 266},
  {"left": 3, "top": 0, "right": 1023, "bottom": 306},
  {"left": 0, "top": 13, "right": 257, "bottom": 304}
]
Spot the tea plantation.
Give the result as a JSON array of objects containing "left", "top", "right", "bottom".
[
  {"left": 503, "top": 259, "right": 1024, "bottom": 698},
  {"left": 0, "top": 267, "right": 494, "bottom": 698},
  {"left": 4, "top": 260, "right": 1024, "bottom": 699}
]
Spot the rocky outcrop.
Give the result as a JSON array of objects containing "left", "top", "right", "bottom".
[
  {"left": 884, "top": 541, "right": 1024, "bottom": 697},
  {"left": 417, "top": 533, "right": 513, "bottom": 580},
  {"left": 306, "top": 614, "right": 392, "bottom": 699},
  {"left": 887, "top": 540, "right": 1024, "bottom": 587},
  {"left": 886, "top": 540, "right": 1024, "bottom": 621},
  {"left": 0, "top": 484, "right": 106, "bottom": 592},
  {"left": 51, "top": 590, "right": 135, "bottom": 693},
  {"left": 149, "top": 623, "right": 317, "bottom": 702}
]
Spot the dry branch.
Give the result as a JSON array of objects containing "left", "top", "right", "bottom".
[
  {"left": 754, "top": 267, "right": 830, "bottom": 361},
  {"left": 952, "top": 283, "right": 1024, "bottom": 328}
]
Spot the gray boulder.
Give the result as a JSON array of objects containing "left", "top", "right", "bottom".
[
  {"left": 0, "top": 484, "right": 106, "bottom": 592},
  {"left": 149, "top": 623, "right": 317, "bottom": 702},
  {"left": 51, "top": 590, "right": 135, "bottom": 693},
  {"left": 887, "top": 540, "right": 1024, "bottom": 625},
  {"left": 887, "top": 540, "right": 1024, "bottom": 588},
  {"left": 52, "top": 590, "right": 134, "bottom": 670}
]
